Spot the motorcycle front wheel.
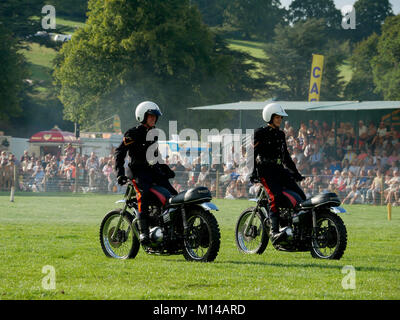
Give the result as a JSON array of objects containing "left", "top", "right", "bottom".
[
  {"left": 310, "top": 211, "right": 347, "bottom": 260},
  {"left": 99, "top": 209, "right": 140, "bottom": 259},
  {"left": 235, "top": 207, "right": 268, "bottom": 254},
  {"left": 182, "top": 208, "right": 221, "bottom": 262}
]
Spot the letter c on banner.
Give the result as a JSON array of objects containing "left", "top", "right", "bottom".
[{"left": 313, "top": 66, "right": 321, "bottom": 78}]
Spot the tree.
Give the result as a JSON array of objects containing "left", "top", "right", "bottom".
[
  {"left": 191, "top": 0, "right": 228, "bottom": 27},
  {"left": 287, "top": 0, "right": 342, "bottom": 35},
  {"left": 372, "top": 15, "right": 400, "bottom": 100},
  {"left": 263, "top": 19, "right": 346, "bottom": 101},
  {"left": 350, "top": 0, "right": 394, "bottom": 43},
  {"left": 0, "top": 0, "right": 44, "bottom": 40},
  {"left": 0, "top": 25, "right": 29, "bottom": 125},
  {"left": 54, "top": 0, "right": 263, "bottom": 132},
  {"left": 223, "top": 0, "right": 285, "bottom": 41},
  {"left": 344, "top": 33, "right": 382, "bottom": 100}
]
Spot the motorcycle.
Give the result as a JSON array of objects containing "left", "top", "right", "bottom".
[
  {"left": 100, "top": 180, "right": 221, "bottom": 262},
  {"left": 235, "top": 181, "right": 348, "bottom": 259}
]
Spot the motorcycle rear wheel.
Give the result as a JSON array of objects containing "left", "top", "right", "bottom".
[
  {"left": 99, "top": 209, "right": 140, "bottom": 259},
  {"left": 310, "top": 211, "right": 347, "bottom": 260},
  {"left": 182, "top": 208, "right": 221, "bottom": 262},
  {"left": 235, "top": 207, "right": 268, "bottom": 254}
]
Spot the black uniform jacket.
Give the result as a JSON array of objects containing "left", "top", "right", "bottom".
[
  {"left": 114, "top": 124, "right": 160, "bottom": 177},
  {"left": 253, "top": 125, "right": 299, "bottom": 174}
]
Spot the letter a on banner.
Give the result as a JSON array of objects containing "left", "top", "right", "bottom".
[{"left": 308, "top": 54, "right": 324, "bottom": 102}]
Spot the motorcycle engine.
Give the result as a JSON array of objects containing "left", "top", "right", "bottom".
[{"left": 149, "top": 226, "right": 164, "bottom": 244}]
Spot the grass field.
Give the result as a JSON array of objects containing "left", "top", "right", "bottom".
[{"left": 0, "top": 192, "right": 399, "bottom": 300}]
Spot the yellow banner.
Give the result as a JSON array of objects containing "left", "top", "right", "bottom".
[
  {"left": 113, "top": 114, "right": 121, "bottom": 133},
  {"left": 308, "top": 54, "right": 324, "bottom": 102}
]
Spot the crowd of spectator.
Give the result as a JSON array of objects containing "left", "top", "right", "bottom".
[
  {"left": 169, "top": 119, "right": 400, "bottom": 206},
  {"left": 0, "top": 144, "right": 119, "bottom": 193},
  {"left": 0, "top": 119, "right": 399, "bottom": 205}
]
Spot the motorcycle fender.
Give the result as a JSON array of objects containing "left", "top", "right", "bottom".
[
  {"left": 197, "top": 202, "right": 219, "bottom": 211},
  {"left": 331, "top": 206, "right": 346, "bottom": 214},
  {"left": 115, "top": 199, "right": 125, "bottom": 204}
]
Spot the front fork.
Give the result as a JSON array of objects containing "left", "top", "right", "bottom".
[
  {"left": 311, "top": 209, "right": 319, "bottom": 240},
  {"left": 111, "top": 184, "right": 139, "bottom": 240},
  {"left": 244, "top": 203, "right": 269, "bottom": 236}
]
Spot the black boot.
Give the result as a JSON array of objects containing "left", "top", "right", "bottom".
[
  {"left": 269, "top": 215, "right": 284, "bottom": 244},
  {"left": 137, "top": 217, "right": 150, "bottom": 245}
]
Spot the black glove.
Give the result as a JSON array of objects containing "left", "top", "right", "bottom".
[
  {"left": 293, "top": 172, "right": 305, "bottom": 182},
  {"left": 250, "top": 168, "right": 259, "bottom": 184},
  {"left": 117, "top": 175, "right": 128, "bottom": 185},
  {"left": 157, "top": 164, "right": 175, "bottom": 179}
]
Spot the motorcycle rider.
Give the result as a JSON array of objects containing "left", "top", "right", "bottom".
[
  {"left": 252, "top": 103, "right": 306, "bottom": 244},
  {"left": 115, "top": 101, "right": 177, "bottom": 245}
]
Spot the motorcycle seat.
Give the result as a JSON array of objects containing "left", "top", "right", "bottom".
[
  {"left": 169, "top": 186, "right": 212, "bottom": 206},
  {"left": 299, "top": 192, "right": 341, "bottom": 209}
]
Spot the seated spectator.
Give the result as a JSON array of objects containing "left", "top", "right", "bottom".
[
  {"left": 225, "top": 180, "right": 237, "bottom": 199},
  {"left": 337, "top": 171, "right": 348, "bottom": 197},
  {"left": 348, "top": 160, "right": 360, "bottom": 176},
  {"left": 31, "top": 163, "right": 45, "bottom": 192},
  {"left": 356, "top": 169, "right": 371, "bottom": 201},
  {"left": 365, "top": 170, "right": 383, "bottom": 205},
  {"left": 387, "top": 150, "right": 399, "bottom": 167},
  {"left": 342, "top": 184, "right": 363, "bottom": 205},
  {"left": 385, "top": 170, "right": 400, "bottom": 204},
  {"left": 342, "top": 146, "right": 357, "bottom": 167},
  {"left": 196, "top": 165, "right": 209, "bottom": 188}
]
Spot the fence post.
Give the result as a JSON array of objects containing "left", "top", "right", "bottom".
[
  {"left": 10, "top": 163, "right": 16, "bottom": 202},
  {"left": 387, "top": 203, "right": 392, "bottom": 221},
  {"left": 74, "top": 164, "right": 78, "bottom": 193},
  {"left": 216, "top": 171, "right": 220, "bottom": 199}
]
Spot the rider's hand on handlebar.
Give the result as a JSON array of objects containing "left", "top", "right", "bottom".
[{"left": 117, "top": 175, "right": 128, "bottom": 186}]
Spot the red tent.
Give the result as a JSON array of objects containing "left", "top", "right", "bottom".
[
  {"left": 29, "top": 126, "right": 79, "bottom": 144},
  {"left": 28, "top": 126, "right": 81, "bottom": 157}
]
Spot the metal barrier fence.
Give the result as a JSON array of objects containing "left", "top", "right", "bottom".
[{"left": 0, "top": 165, "right": 394, "bottom": 206}]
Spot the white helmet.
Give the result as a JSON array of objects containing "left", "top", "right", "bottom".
[
  {"left": 135, "top": 101, "right": 162, "bottom": 123},
  {"left": 262, "top": 103, "right": 288, "bottom": 123}
]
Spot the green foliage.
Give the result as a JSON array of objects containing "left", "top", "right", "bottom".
[
  {"left": 0, "top": 0, "right": 44, "bottom": 40},
  {"left": 54, "top": 0, "right": 262, "bottom": 132},
  {"left": 223, "top": 0, "right": 285, "bottom": 41},
  {"left": 372, "top": 15, "right": 400, "bottom": 100},
  {"left": 0, "top": 25, "right": 29, "bottom": 124},
  {"left": 344, "top": 33, "right": 382, "bottom": 100},
  {"left": 192, "top": 0, "right": 228, "bottom": 27},
  {"left": 349, "top": 0, "right": 394, "bottom": 43},
  {"left": 287, "top": 0, "right": 342, "bottom": 39},
  {"left": 51, "top": 0, "right": 88, "bottom": 20},
  {"left": 263, "top": 19, "right": 347, "bottom": 101}
]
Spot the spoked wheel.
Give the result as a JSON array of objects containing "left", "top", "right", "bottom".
[
  {"left": 235, "top": 207, "right": 268, "bottom": 254},
  {"left": 99, "top": 209, "right": 140, "bottom": 259},
  {"left": 310, "top": 211, "right": 347, "bottom": 260},
  {"left": 182, "top": 208, "right": 221, "bottom": 262}
]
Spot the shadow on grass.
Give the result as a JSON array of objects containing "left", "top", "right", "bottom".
[
  {"left": 217, "top": 260, "right": 400, "bottom": 273},
  {"left": 162, "top": 257, "right": 400, "bottom": 273}
]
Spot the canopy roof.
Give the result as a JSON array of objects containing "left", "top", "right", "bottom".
[
  {"left": 29, "top": 126, "right": 81, "bottom": 144},
  {"left": 189, "top": 100, "right": 400, "bottom": 111}
]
